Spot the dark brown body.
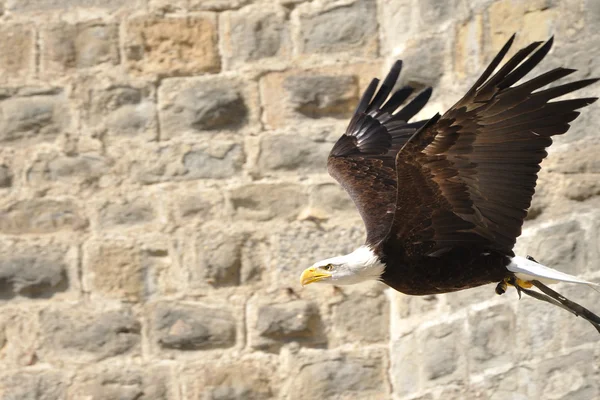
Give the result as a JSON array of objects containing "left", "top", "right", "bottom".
[{"left": 379, "top": 245, "right": 510, "bottom": 295}]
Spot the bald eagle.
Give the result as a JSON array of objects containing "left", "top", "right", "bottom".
[{"left": 300, "top": 35, "right": 600, "bottom": 333}]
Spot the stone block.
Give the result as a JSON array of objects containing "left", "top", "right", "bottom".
[
  {"left": 536, "top": 350, "right": 598, "bottom": 400},
  {"left": 99, "top": 198, "right": 155, "bottom": 228},
  {"left": 418, "top": 0, "right": 455, "bottom": 26},
  {"left": 296, "top": 0, "right": 378, "bottom": 56},
  {"left": 220, "top": 4, "right": 290, "bottom": 68},
  {"left": 256, "top": 133, "right": 331, "bottom": 174},
  {"left": 248, "top": 298, "right": 323, "bottom": 351},
  {"left": 158, "top": 76, "right": 257, "bottom": 138},
  {"left": 530, "top": 220, "right": 587, "bottom": 276},
  {"left": 39, "top": 305, "right": 140, "bottom": 363},
  {"left": 378, "top": 0, "right": 413, "bottom": 53},
  {"left": 0, "top": 370, "right": 66, "bottom": 400},
  {"left": 284, "top": 349, "right": 388, "bottom": 399},
  {"left": 0, "top": 165, "right": 12, "bottom": 187},
  {"left": 83, "top": 239, "right": 144, "bottom": 302},
  {"left": 0, "top": 240, "right": 75, "bottom": 300},
  {"left": 562, "top": 173, "right": 600, "bottom": 202},
  {"left": 394, "top": 293, "right": 440, "bottom": 319},
  {"left": 546, "top": 142, "right": 600, "bottom": 174},
  {"left": 229, "top": 183, "right": 308, "bottom": 221},
  {"left": 134, "top": 141, "right": 245, "bottom": 184},
  {"left": 180, "top": 356, "right": 278, "bottom": 399},
  {"left": 515, "top": 291, "right": 564, "bottom": 359},
  {"left": 0, "top": 24, "right": 34, "bottom": 82},
  {"left": 331, "top": 292, "right": 389, "bottom": 344},
  {"left": 422, "top": 320, "right": 465, "bottom": 384},
  {"left": 27, "top": 153, "right": 111, "bottom": 185},
  {"left": 151, "top": 302, "right": 236, "bottom": 351},
  {"left": 68, "top": 364, "right": 172, "bottom": 400},
  {"left": 454, "top": 14, "right": 484, "bottom": 80},
  {"left": 7, "top": 0, "right": 138, "bottom": 12},
  {"left": 84, "top": 83, "right": 157, "bottom": 140},
  {"left": 468, "top": 304, "right": 516, "bottom": 371},
  {"left": 260, "top": 68, "right": 362, "bottom": 128},
  {"left": 183, "top": 144, "right": 245, "bottom": 179},
  {"left": 471, "top": 366, "right": 536, "bottom": 400},
  {"left": 0, "top": 91, "right": 69, "bottom": 145},
  {"left": 176, "top": 187, "right": 224, "bottom": 220},
  {"left": 398, "top": 35, "right": 447, "bottom": 87},
  {"left": 194, "top": 230, "right": 245, "bottom": 287},
  {"left": 41, "top": 21, "right": 119, "bottom": 75},
  {"left": 125, "top": 15, "right": 220, "bottom": 76},
  {"left": 561, "top": 281, "right": 600, "bottom": 348},
  {"left": 0, "top": 199, "right": 87, "bottom": 234},
  {"left": 0, "top": 307, "right": 40, "bottom": 367},
  {"left": 488, "top": 0, "right": 555, "bottom": 50},
  {"left": 284, "top": 75, "right": 358, "bottom": 119},
  {"left": 390, "top": 332, "right": 421, "bottom": 398},
  {"left": 309, "top": 182, "right": 356, "bottom": 216}
]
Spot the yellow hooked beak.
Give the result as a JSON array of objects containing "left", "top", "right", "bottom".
[{"left": 300, "top": 267, "right": 332, "bottom": 286}]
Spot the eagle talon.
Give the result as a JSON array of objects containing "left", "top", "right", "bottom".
[{"left": 495, "top": 280, "right": 508, "bottom": 295}]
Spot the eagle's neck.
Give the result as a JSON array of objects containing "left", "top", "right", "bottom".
[{"left": 341, "top": 245, "right": 386, "bottom": 283}]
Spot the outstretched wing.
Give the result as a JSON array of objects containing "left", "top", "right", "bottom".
[
  {"left": 387, "top": 35, "right": 598, "bottom": 258},
  {"left": 328, "top": 61, "right": 432, "bottom": 244}
]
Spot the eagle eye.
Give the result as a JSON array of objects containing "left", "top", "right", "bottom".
[{"left": 322, "top": 264, "right": 333, "bottom": 271}]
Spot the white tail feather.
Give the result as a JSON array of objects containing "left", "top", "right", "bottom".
[{"left": 507, "top": 256, "right": 599, "bottom": 286}]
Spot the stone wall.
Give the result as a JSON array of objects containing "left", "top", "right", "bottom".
[{"left": 0, "top": 0, "right": 598, "bottom": 399}]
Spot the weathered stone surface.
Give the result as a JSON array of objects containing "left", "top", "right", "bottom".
[
  {"left": 41, "top": 21, "right": 119, "bottom": 75},
  {"left": 194, "top": 230, "right": 245, "bottom": 287},
  {"left": 309, "top": 182, "right": 355, "bottom": 215},
  {"left": 488, "top": 0, "right": 555, "bottom": 49},
  {"left": 391, "top": 332, "right": 421, "bottom": 398},
  {"left": 159, "top": 77, "right": 251, "bottom": 138},
  {"left": 562, "top": 173, "right": 600, "bottom": 202},
  {"left": 181, "top": 357, "right": 278, "bottom": 399},
  {"left": 529, "top": 220, "right": 587, "bottom": 276},
  {"left": 0, "top": 165, "right": 12, "bottom": 187},
  {"left": 0, "top": 252, "right": 68, "bottom": 299},
  {"left": 284, "top": 349, "right": 388, "bottom": 399},
  {"left": 284, "top": 75, "right": 358, "bottom": 119},
  {"left": 152, "top": 302, "right": 236, "bottom": 351},
  {"left": 126, "top": 15, "right": 220, "bottom": 76},
  {"left": 395, "top": 293, "right": 440, "bottom": 319},
  {"left": 39, "top": 306, "right": 140, "bottom": 362},
  {"left": 256, "top": 133, "right": 330, "bottom": 174},
  {"left": 27, "top": 153, "right": 111, "bottom": 185},
  {"left": 419, "top": 0, "right": 455, "bottom": 25},
  {"left": 0, "top": 199, "right": 87, "bottom": 234},
  {"left": 99, "top": 198, "right": 155, "bottom": 228},
  {"left": 0, "top": 307, "right": 39, "bottom": 367},
  {"left": 0, "top": 370, "right": 66, "bottom": 400},
  {"left": 296, "top": 0, "right": 378, "bottom": 56},
  {"left": 398, "top": 35, "right": 447, "bottom": 86},
  {"left": 471, "top": 366, "right": 536, "bottom": 400},
  {"left": 546, "top": 143, "right": 600, "bottom": 174},
  {"left": 536, "top": 350, "right": 598, "bottom": 400},
  {"left": 134, "top": 141, "right": 245, "bottom": 184},
  {"left": 561, "top": 281, "right": 600, "bottom": 348},
  {"left": 183, "top": 144, "right": 245, "bottom": 179},
  {"left": 422, "top": 320, "right": 464, "bottom": 383},
  {"left": 85, "top": 84, "right": 157, "bottom": 139},
  {"left": 0, "top": 24, "right": 34, "bottom": 82},
  {"left": 220, "top": 5, "right": 290, "bottom": 67},
  {"left": 83, "top": 239, "right": 143, "bottom": 301},
  {"left": 454, "top": 14, "right": 484, "bottom": 80},
  {"left": 0, "top": 92, "right": 69, "bottom": 144},
  {"left": 230, "top": 183, "right": 307, "bottom": 221},
  {"left": 7, "top": 0, "right": 138, "bottom": 11},
  {"left": 249, "top": 299, "right": 323, "bottom": 351},
  {"left": 176, "top": 187, "right": 224, "bottom": 220},
  {"left": 331, "top": 293, "right": 389, "bottom": 344},
  {"left": 468, "top": 304, "right": 515, "bottom": 371},
  {"left": 68, "top": 365, "right": 171, "bottom": 400}
]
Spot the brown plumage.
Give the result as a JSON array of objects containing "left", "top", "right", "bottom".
[{"left": 317, "top": 34, "right": 600, "bottom": 332}]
